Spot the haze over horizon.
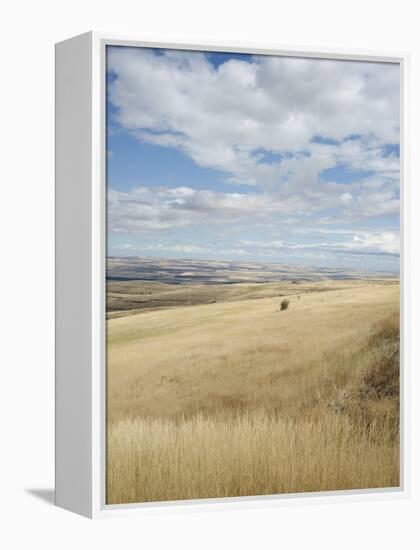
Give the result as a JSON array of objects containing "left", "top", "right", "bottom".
[{"left": 106, "top": 46, "right": 400, "bottom": 272}]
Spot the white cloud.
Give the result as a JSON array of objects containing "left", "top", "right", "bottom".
[
  {"left": 241, "top": 230, "right": 399, "bottom": 258},
  {"left": 108, "top": 174, "right": 399, "bottom": 236},
  {"left": 108, "top": 48, "right": 399, "bottom": 192},
  {"left": 106, "top": 48, "right": 400, "bottom": 266},
  {"left": 107, "top": 186, "right": 309, "bottom": 234},
  {"left": 113, "top": 242, "right": 249, "bottom": 257},
  {"left": 345, "top": 230, "right": 400, "bottom": 255},
  {"left": 341, "top": 192, "right": 352, "bottom": 205}
]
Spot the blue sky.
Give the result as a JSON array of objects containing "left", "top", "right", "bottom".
[{"left": 106, "top": 46, "right": 400, "bottom": 272}]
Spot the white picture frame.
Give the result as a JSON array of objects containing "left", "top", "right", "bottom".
[{"left": 55, "top": 31, "right": 410, "bottom": 519}]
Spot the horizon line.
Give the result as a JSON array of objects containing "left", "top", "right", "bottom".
[{"left": 106, "top": 255, "right": 400, "bottom": 275}]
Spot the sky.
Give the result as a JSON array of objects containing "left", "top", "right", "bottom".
[{"left": 106, "top": 46, "right": 400, "bottom": 272}]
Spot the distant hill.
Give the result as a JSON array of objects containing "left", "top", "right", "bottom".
[{"left": 106, "top": 256, "right": 397, "bottom": 285}]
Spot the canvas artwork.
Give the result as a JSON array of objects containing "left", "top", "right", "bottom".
[{"left": 105, "top": 46, "right": 400, "bottom": 505}]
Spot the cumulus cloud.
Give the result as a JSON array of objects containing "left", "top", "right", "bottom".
[
  {"left": 106, "top": 47, "right": 400, "bottom": 267},
  {"left": 107, "top": 186, "right": 305, "bottom": 234},
  {"left": 108, "top": 177, "right": 399, "bottom": 236},
  {"left": 108, "top": 48, "right": 399, "bottom": 190}
]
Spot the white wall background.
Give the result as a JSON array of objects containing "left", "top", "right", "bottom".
[{"left": 0, "top": 0, "right": 418, "bottom": 547}]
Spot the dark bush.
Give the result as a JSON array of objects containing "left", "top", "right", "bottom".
[
  {"left": 280, "top": 299, "right": 290, "bottom": 311},
  {"left": 359, "top": 349, "right": 400, "bottom": 399}
]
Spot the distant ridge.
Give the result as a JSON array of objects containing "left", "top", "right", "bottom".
[{"left": 106, "top": 257, "right": 398, "bottom": 285}]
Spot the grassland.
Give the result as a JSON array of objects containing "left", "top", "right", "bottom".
[{"left": 106, "top": 275, "right": 400, "bottom": 504}]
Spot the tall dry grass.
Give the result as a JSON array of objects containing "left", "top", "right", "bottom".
[
  {"left": 108, "top": 410, "right": 398, "bottom": 504},
  {"left": 106, "top": 282, "right": 400, "bottom": 504}
]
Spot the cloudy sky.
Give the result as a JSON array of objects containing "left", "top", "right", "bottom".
[{"left": 106, "top": 46, "right": 400, "bottom": 272}]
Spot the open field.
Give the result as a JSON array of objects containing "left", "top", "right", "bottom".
[
  {"left": 107, "top": 257, "right": 397, "bottom": 318},
  {"left": 106, "top": 273, "right": 400, "bottom": 504}
]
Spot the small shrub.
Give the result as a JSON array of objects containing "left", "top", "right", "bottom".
[
  {"left": 359, "top": 349, "right": 399, "bottom": 399},
  {"left": 280, "top": 299, "right": 290, "bottom": 311}
]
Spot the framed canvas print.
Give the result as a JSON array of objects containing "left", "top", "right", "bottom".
[{"left": 55, "top": 32, "right": 410, "bottom": 518}]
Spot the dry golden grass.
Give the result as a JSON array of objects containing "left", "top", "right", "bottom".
[
  {"left": 106, "top": 280, "right": 400, "bottom": 504},
  {"left": 108, "top": 411, "right": 398, "bottom": 503}
]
